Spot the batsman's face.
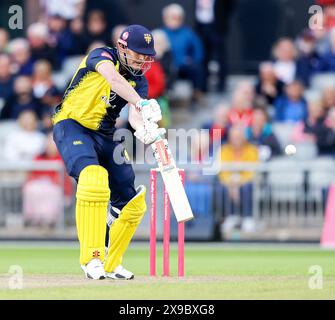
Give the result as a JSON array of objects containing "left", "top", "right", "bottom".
[{"left": 124, "top": 48, "right": 154, "bottom": 71}]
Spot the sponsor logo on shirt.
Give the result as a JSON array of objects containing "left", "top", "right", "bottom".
[{"left": 101, "top": 51, "right": 113, "bottom": 59}]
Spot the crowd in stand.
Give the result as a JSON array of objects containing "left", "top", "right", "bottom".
[
  {"left": 2, "top": 0, "right": 335, "bottom": 230},
  {"left": 190, "top": 0, "right": 335, "bottom": 233},
  {"left": 0, "top": 1, "right": 228, "bottom": 226},
  {"left": 0, "top": 1, "right": 226, "bottom": 160}
]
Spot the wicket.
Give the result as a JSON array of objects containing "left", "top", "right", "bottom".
[{"left": 150, "top": 168, "right": 185, "bottom": 277}]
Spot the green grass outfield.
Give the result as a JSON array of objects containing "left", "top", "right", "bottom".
[{"left": 0, "top": 242, "right": 334, "bottom": 300}]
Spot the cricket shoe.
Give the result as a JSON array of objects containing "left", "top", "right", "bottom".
[
  {"left": 105, "top": 265, "right": 134, "bottom": 280},
  {"left": 81, "top": 258, "right": 106, "bottom": 280}
]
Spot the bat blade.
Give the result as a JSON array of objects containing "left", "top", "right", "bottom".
[
  {"left": 160, "top": 166, "right": 194, "bottom": 222},
  {"left": 151, "top": 138, "right": 194, "bottom": 222}
]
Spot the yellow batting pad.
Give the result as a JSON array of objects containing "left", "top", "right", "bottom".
[
  {"left": 104, "top": 185, "right": 147, "bottom": 272},
  {"left": 76, "top": 165, "right": 110, "bottom": 265}
]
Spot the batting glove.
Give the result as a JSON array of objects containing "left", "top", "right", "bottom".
[
  {"left": 134, "top": 121, "right": 166, "bottom": 145},
  {"left": 135, "top": 99, "right": 162, "bottom": 123}
]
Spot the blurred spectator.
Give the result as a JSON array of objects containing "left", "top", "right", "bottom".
[
  {"left": 23, "top": 132, "right": 73, "bottom": 227},
  {"left": 31, "top": 60, "right": 60, "bottom": 134},
  {"left": 236, "top": 80, "right": 255, "bottom": 106},
  {"left": 40, "top": 0, "right": 84, "bottom": 21},
  {"left": 151, "top": 29, "right": 176, "bottom": 91},
  {"left": 255, "top": 61, "right": 284, "bottom": 105},
  {"left": 3, "top": 110, "right": 46, "bottom": 161},
  {"left": 246, "top": 108, "right": 281, "bottom": 161},
  {"left": 68, "top": 17, "right": 87, "bottom": 55},
  {"left": 162, "top": 3, "right": 205, "bottom": 97},
  {"left": 310, "top": 9, "right": 330, "bottom": 56},
  {"left": 83, "top": 9, "right": 110, "bottom": 51},
  {"left": 8, "top": 38, "right": 34, "bottom": 76},
  {"left": 272, "top": 37, "right": 297, "bottom": 84},
  {"left": 0, "top": 76, "right": 45, "bottom": 120},
  {"left": 0, "top": 54, "right": 14, "bottom": 104},
  {"left": 321, "top": 0, "right": 335, "bottom": 30},
  {"left": 318, "top": 28, "right": 335, "bottom": 72},
  {"left": 0, "top": 28, "right": 9, "bottom": 53},
  {"left": 316, "top": 107, "right": 335, "bottom": 156},
  {"left": 27, "top": 23, "right": 59, "bottom": 70},
  {"left": 32, "top": 60, "right": 60, "bottom": 107},
  {"left": 291, "top": 99, "right": 326, "bottom": 145},
  {"left": 152, "top": 29, "right": 178, "bottom": 89},
  {"left": 228, "top": 88, "right": 253, "bottom": 127},
  {"left": 41, "top": 112, "right": 54, "bottom": 134},
  {"left": 322, "top": 86, "right": 335, "bottom": 112},
  {"left": 29, "top": 132, "right": 73, "bottom": 196},
  {"left": 189, "top": 129, "right": 211, "bottom": 166},
  {"left": 201, "top": 103, "right": 230, "bottom": 159},
  {"left": 295, "top": 29, "right": 321, "bottom": 86},
  {"left": 195, "top": 0, "right": 235, "bottom": 91},
  {"left": 111, "top": 24, "right": 127, "bottom": 47},
  {"left": 47, "top": 14, "right": 74, "bottom": 63},
  {"left": 274, "top": 80, "right": 308, "bottom": 123},
  {"left": 253, "top": 94, "right": 269, "bottom": 110},
  {"left": 216, "top": 125, "right": 259, "bottom": 233},
  {"left": 145, "top": 54, "right": 170, "bottom": 129},
  {"left": 145, "top": 29, "right": 175, "bottom": 128},
  {"left": 84, "top": 0, "right": 127, "bottom": 33},
  {"left": 86, "top": 40, "right": 106, "bottom": 54}
]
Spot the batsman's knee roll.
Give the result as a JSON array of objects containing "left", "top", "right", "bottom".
[
  {"left": 104, "top": 185, "right": 147, "bottom": 272},
  {"left": 76, "top": 165, "right": 110, "bottom": 265}
]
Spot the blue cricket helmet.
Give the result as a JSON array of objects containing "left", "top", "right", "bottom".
[
  {"left": 117, "top": 24, "right": 156, "bottom": 76},
  {"left": 119, "top": 24, "right": 156, "bottom": 56}
]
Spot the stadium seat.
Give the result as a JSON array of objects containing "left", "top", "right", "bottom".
[
  {"left": 294, "top": 142, "right": 318, "bottom": 160},
  {"left": 225, "top": 75, "right": 257, "bottom": 93},
  {"left": 52, "top": 72, "right": 68, "bottom": 91},
  {"left": 61, "top": 55, "right": 82, "bottom": 83},
  {"left": 167, "top": 80, "right": 193, "bottom": 102},
  {"left": 52, "top": 56, "right": 82, "bottom": 91},
  {"left": 304, "top": 157, "right": 335, "bottom": 227},
  {"left": 310, "top": 73, "right": 335, "bottom": 91},
  {"left": 266, "top": 157, "right": 305, "bottom": 202},
  {"left": 303, "top": 89, "right": 321, "bottom": 102},
  {"left": 0, "top": 121, "right": 19, "bottom": 158},
  {"left": 308, "top": 157, "right": 335, "bottom": 187},
  {"left": 272, "top": 122, "right": 295, "bottom": 149}
]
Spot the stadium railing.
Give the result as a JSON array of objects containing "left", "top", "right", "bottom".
[
  {"left": 0, "top": 158, "right": 334, "bottom": 241},
  {"left": 0, "top": 161, "right": 66, "bottom": 230}
]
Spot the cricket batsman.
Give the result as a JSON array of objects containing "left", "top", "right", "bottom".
[{"left": 52, "top": 25, "right": 165, "bottom": 280}]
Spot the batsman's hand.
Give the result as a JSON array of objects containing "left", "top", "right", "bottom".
[
  {"left": 134, "top": 121, "right": 166, "bottom": 145},
  {"left": 135, "top": 99, "right": 162, "bottom": 123}
]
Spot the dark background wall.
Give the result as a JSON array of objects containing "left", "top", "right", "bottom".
[
  {"left": 121, "top": 0, "right": 316, "bottom": 73},
  {"left": 226, "top": 0, "right": 316, "bottom": 73}
]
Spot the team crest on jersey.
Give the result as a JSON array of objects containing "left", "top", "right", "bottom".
[{"left": 144, "top": 33, "right": 152, "bottom": 44}]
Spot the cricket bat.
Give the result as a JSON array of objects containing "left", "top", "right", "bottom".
[{"left": 151, "top": 137, "right": 194, "bottom": 223}]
